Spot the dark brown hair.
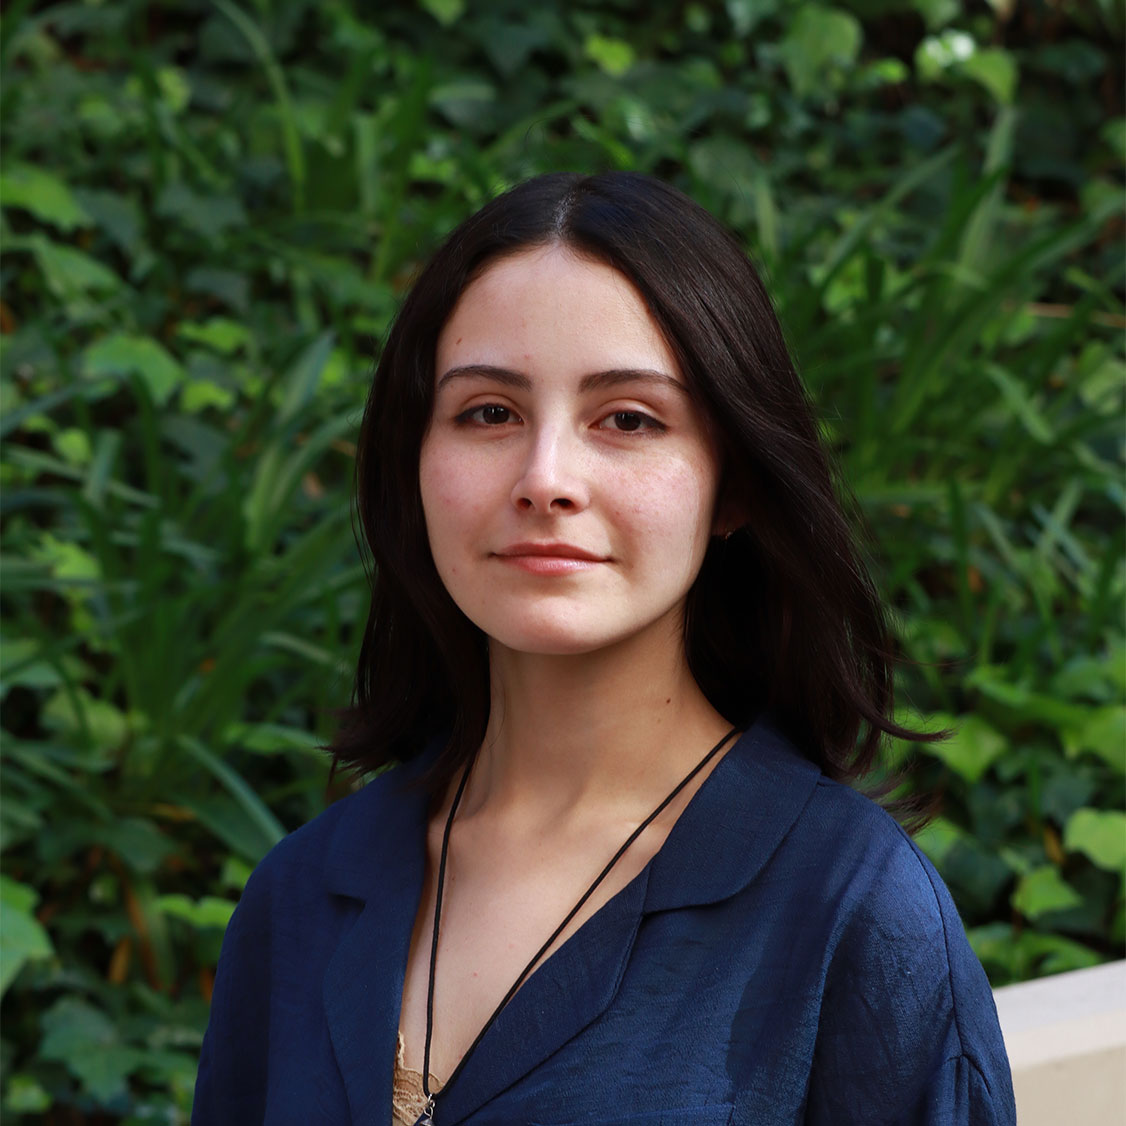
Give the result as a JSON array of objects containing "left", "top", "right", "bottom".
[{"left": 331, "top": 171, "right": 935, "bottom": 796}]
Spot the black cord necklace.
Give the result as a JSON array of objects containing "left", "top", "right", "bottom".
[{"left": 413, "top": 727, "right": 739, "bottom": 1126}]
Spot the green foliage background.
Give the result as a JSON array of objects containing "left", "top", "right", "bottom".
[{"left": 1, "top": 0, "right": 1123, "bottom": 1119}]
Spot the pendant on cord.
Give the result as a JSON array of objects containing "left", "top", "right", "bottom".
[{"left": 413, "top": 1095, "right": 435, "bottom": 1126}]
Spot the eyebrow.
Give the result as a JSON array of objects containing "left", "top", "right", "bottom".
[{"left": 436, "top": 364, "right": 689, "bottom": 397}]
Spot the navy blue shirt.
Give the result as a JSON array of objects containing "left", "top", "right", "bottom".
[{"left": 193, "top": 716, "right": 1015, "bottom": 1125}]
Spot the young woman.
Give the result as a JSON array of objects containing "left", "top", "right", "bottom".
[{"left": 193, "top": 173, "right": 1015, "bottom": 1125}]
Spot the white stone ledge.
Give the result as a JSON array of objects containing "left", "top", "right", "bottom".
[{"left": 993, "top": 959, "right": 1126, "bottom": 1125}]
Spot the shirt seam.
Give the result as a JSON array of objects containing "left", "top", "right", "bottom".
[{"left": 903, "top": 828, "right": 1000, "bottom": 1103}]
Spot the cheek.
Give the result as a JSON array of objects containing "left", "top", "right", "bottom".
[
  {"left": 419, "top": 444, "right": 490, "bottom": 544},
  {"left": 624, "top": 457, "right": 718, "bottom": 545}
]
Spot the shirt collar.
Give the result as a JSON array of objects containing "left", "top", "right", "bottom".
[
  {"left": 324, "top": 713, "right": 821, "bottom": 913},
  {"left": 643, "top": 713, "right": 822, "bottom": 913}
]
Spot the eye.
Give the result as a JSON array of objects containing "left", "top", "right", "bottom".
[
  {"left": 598, "top": 410, "right": 665, "bottom": 433},
  {"left": 457, "top": 403, "right": 516, "bottom": 425}
]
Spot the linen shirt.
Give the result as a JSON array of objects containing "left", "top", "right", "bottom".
[{"left": 193, "top": 715, "right": 1016, "bottom": 1125}]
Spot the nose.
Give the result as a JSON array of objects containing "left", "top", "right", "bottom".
[{"left": 510, "top": 427, "right": 590, "bottom": 514}]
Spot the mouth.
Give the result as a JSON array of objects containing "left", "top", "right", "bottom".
[{"left": 492, "top": 542, "right": 609, "bottom": 574}]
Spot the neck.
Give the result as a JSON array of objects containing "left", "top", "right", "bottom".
[{"left": 458, "top": 624, "right": 733, "bottom": 824}]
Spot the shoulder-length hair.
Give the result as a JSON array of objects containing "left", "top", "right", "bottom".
[{"left": 331, "top": 171, "right": 934, "bottom": 796}]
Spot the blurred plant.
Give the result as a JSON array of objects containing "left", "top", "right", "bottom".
[{"left": 1, "top": 0, "right": 1122, "bottom": 1119}]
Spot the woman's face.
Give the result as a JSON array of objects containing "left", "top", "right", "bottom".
[{"left": 419, "top": 245, "right": 722, "bottom": 659}]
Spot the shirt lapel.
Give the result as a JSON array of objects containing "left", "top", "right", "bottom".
[
  {"left": 321, "top": 750, "right": 434, "bottom": 1126},
  {"left": 437, "top": 714, "right": 821, "bottom": 1123},
  {"left": 436, "top": 867, "right": 650, "bottom": 1125},
  {"left": 643, "top": 713, "right": 823, "bottom": 913}
]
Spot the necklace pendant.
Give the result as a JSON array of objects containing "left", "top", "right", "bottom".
[{"left": 413, "top": 1096, "right": 436, "bottom": 1126}]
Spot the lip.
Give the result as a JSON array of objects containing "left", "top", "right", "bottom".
[{"left": 492, "top": 542, "right": 609, "bottom": 575}]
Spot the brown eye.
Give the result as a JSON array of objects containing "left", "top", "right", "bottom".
[
  {"left": 598, "top": 410, "right": 664, "bottom": 433},
  {"left": 457, "top": 404, "right": 515, "bottom": 425}
]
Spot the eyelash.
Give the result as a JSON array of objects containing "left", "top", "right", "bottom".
[{"left": 454, "top": 404, "right": 667, "bottom": 434}]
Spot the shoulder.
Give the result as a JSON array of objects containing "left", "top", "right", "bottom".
[
  {"left": 794, "top": 776, "right": 1015, "bottom": 1120},
  {"left": 796, "top": 776, "right": 986, "bottom": 1018},
  {"left": 236, "top": 762, "right": 415, "bottom": 917},
  {"left": 804, "top": 777, "right": 955, "bottom": 936}
]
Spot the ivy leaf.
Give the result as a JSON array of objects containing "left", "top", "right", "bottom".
[
  {"left": 0, "top": 638, "right": 87, "bottom": 693},
  {"left": 584, "top": 34, "right": 636, "bottom": 78},
  {"left": 780, "top": 6, "right": 862, "bottom": 98},
  {"left": 419, "top": 0, "right": 465, "bottom": 26},
  {"left": 41, "top": 686, "right": 129, "bottom": 756},
  {"left": 1064, "top": 808, "right": 1126, "bottom": 872},
  {"left": 176, "top": 318, "right": 251, "bottom": 355},
  {"left": 31, "top": 236, "right": 119, "bottom": 298},
  {"left": 962, "top": 48, "right": 1018, "bottom": 105},
  {"left": 1012, "top": 865, "right": 1083, "bottom": 920},
  {"left": 1062, "top": 706, "right": 1126, "bottom": 773},
  {"left": 155, "top": 182, "right": 247, "bottom": 244},
  {"left": 94, "top": 817, "right": 175, "bottom": 875},
  {"left": 0, "top": 165, "right": 92, "bottom": 231},
  {"left": 39, "top": 997, "right": 143, "bottom": 1104},
  {"left": 923, "top": 714, "right": 1008, "bottom": 783},
  {"left": 157, "top": 893, "right": 236, "bottom": 929},
  {"left": 0, "top": 877, "right": 54, "bottom": 996}
]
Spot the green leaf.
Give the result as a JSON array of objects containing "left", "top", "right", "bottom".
[
  {"left": 176, "top": 317, "right": 251, "bottom": 355},
  {"left": 1012, "top": 865, "right": 1084, "bottom": 920},
  {"left": 0, "top": 876, "right": 54, "bottom": 996},
  {"left": 962, "top": 48, "right": 1018, "bottom": 105},
  {"left": 157, "top": 893, "right": 236, "bottom": 929},
  {"left": 3, "top": 1074, "right": 53, "bottom": 1113},
  {"left": 725, "top": 0, "right": 779, "bottom": 36},
  {"left": 94, "top": 817, "right": 175, "bottom": 874},
  {"left": 155, "top": 181, "right": 247, "bottom": 243},
  {"left": 39, "top": 997, "right": 142, "bottom": 1104},
  {"left": 31, "top": 236, "right": 119, "bottom": 297},
  {"left": 984, "top": 363, "right": 1054, "bottom": 444},
  {"left": 31, "top": 533, "right": 100, "bottom": 585},
  {"left": 923, "top": 714, "right": 1008, "bottom": 783},
  {"left": 419, "top": 0, "right": 465, "bottom": 25},
  {"left": 429, "top": 79, "right": 497, "bottom": 129},
  {"left": 83, "top": 333, "right": 186, "bottom": 407},
  {"left": 0, "top": 638, "right": 87, "bottom": 693},
  {"left": 910, "top": 0, "right": 959, "bottom": 30},
  {"left": 275, "top": 331, "right": 334, "bottom": 427},
  {"left": 41, "top": 687, "right": 129, "bottom": 755},
  {"left": 584, "top": 34, "right": 636, "bottom": 78},
  {"left": 968, "top": 922, "right": 1103, "bottom": 982},
  {"left": 1062, "top": 706, "right": 1126, "bottom": 772},
  {"left": 53, "top": 427, "right": 93, "bottom": 466},
  {"left": 780, "top": 6, "right": 862, "bottom": 98},
  {"left": 220, "top": 855, "right": 253, "bottom": 891},
  {"left": 0, "top": 165, "right": 92, "bottom": 231},
  {"left": 224, "top": 721, "right": 318, "bottom": 754},
  {"left": 181, "top": 378, "right": 237, "bottom": 413},
  {"left": 1064, "top": 808, "right": 1126, "bottom": 872},
  {"left": 178, "top": 737, "right": 285, "bottom": 861}
]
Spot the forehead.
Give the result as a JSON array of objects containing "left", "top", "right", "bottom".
[{"left": 437, "top": 245, "right": 681, "bottom": 379}]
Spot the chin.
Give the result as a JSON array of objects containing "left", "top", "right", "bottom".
[{"left": 489, "top": 631, "right": 618, "bottom": 658}]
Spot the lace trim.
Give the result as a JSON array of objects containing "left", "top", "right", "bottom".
[{"left": 392, "top": 1031, "right": 445, "bottom": 1125}]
